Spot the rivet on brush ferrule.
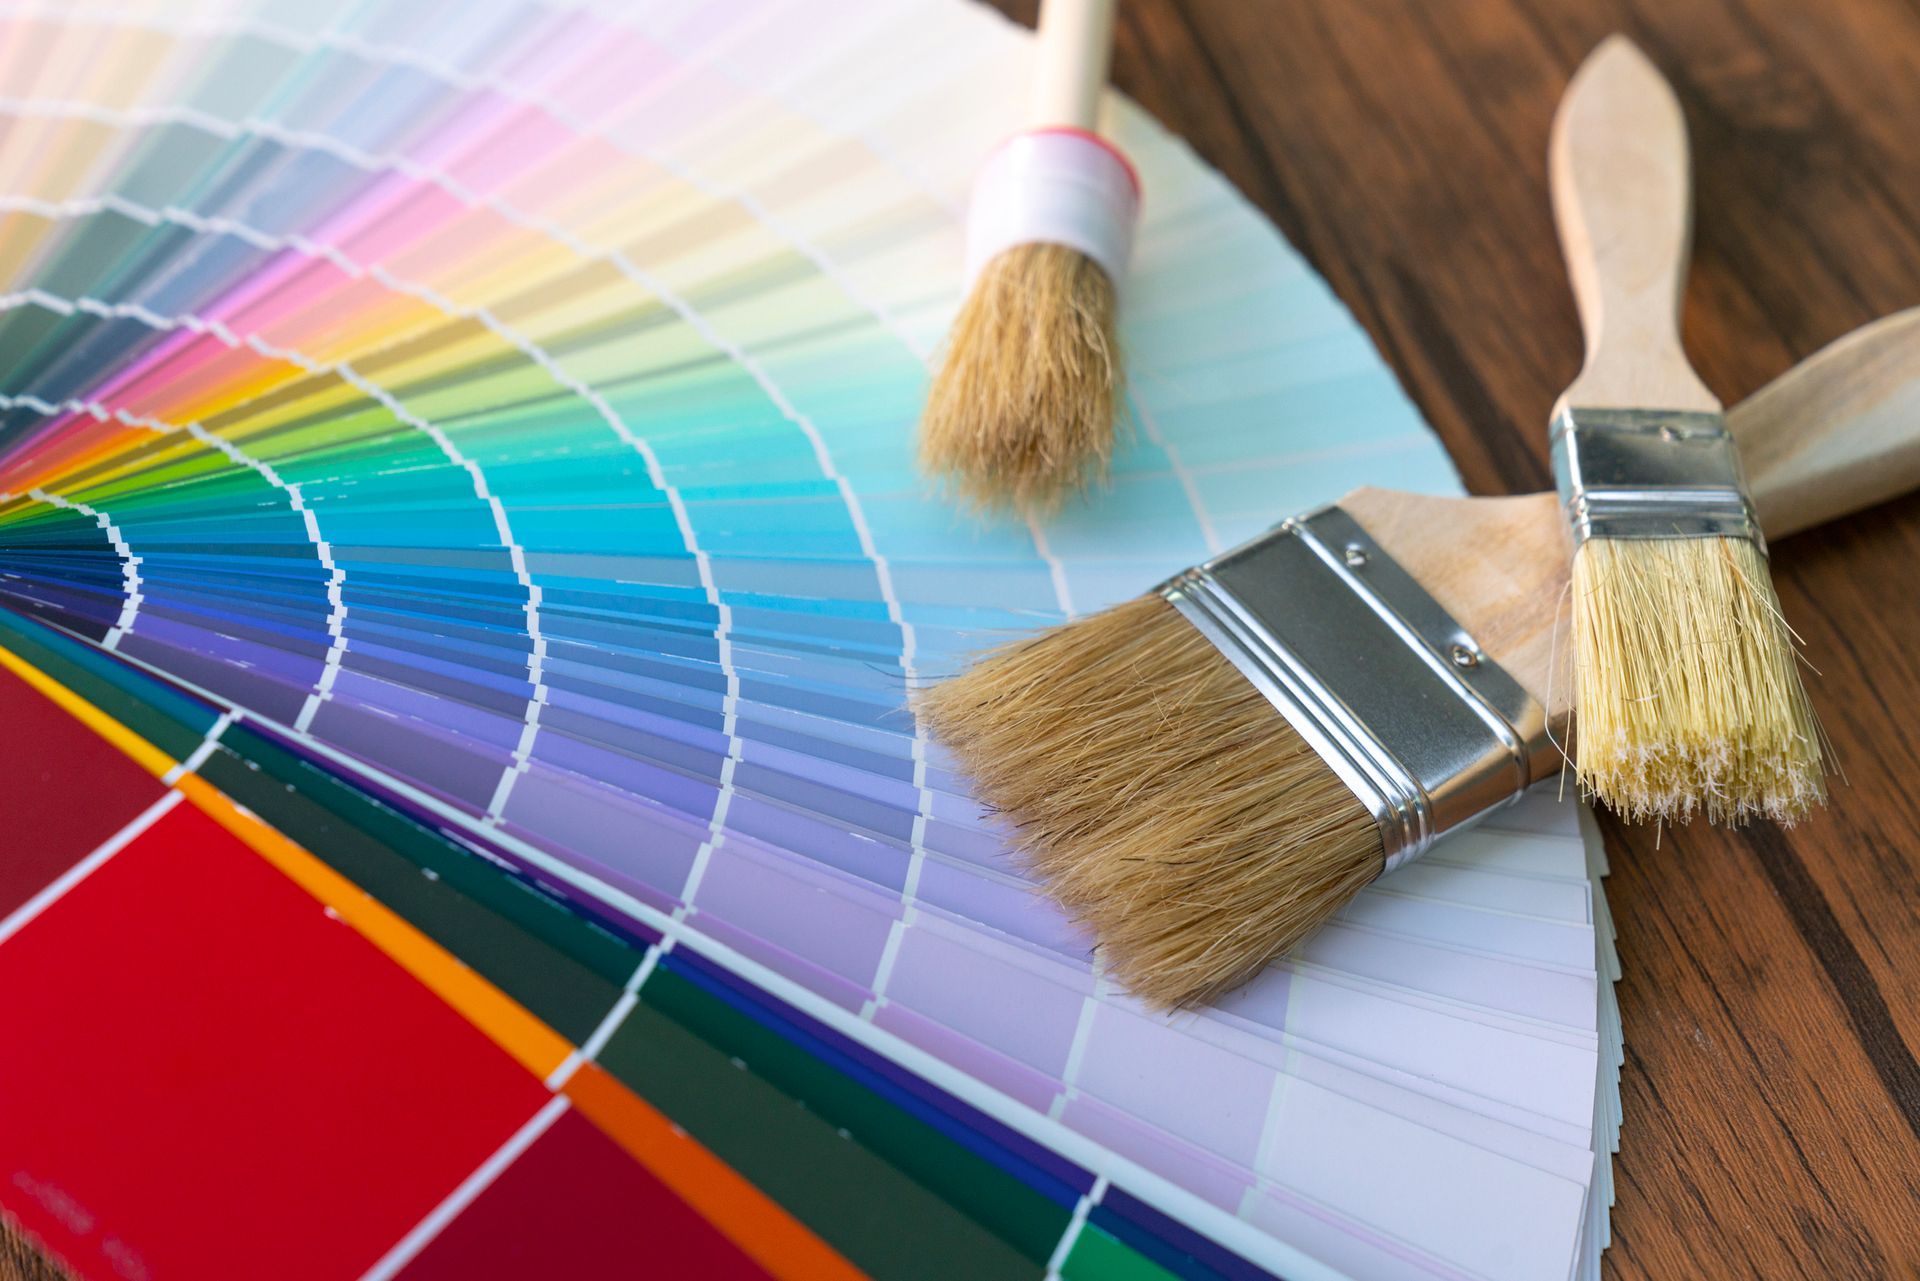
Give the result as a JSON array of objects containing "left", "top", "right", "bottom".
[
  {"left": 1550, "top": 406, "right": 1764, "bottom": 551},
  {"left": 1158, "top": 505, "right": 1550, "bottom": 876}
]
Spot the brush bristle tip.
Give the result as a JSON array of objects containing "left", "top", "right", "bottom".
[
  {"left": 918, "top": 243, "right": 1123, "bottom": 517},
  {"left": 919, "top": 596, "right": 1384, "bottom": 1010},
  {"left": 1570, "top": 537, "right": 1827, "bottom": 825}
]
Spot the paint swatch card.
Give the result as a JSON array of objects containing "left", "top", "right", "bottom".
[{"left": 0, "top": 2, "right": 1622, "bottom": 1278}]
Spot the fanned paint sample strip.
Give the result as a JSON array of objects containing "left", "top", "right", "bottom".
[
  {"left": 0, "top": 3, "right": 1619, "bottom": 1279},
  {"left": 0, "top": 784, "right": 551, "bottom": 1281},
  {"left": 0, "top": 611, "right": 1247, "bottom": 1281},
  {"left": 0, "top": 653, "right": 862, "bottom": 1281}
]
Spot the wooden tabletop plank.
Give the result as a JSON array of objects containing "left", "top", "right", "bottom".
[{"left": 984, "top": 0, "right": 1920, "bottom": 1275}]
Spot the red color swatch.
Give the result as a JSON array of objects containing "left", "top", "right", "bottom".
[
  {"left": 0, "top": 800, "right": 550, "bottom": 1281},
  {"left": 0, "top": 662, "right": 165, "bottom": 918},
  {"left": 398, "top": 1106, "right": 773, "bottom": 1281}
]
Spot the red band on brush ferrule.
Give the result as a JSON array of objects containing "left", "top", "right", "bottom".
[{"left": 1013, "top": 126, "right": 1143, "bottom": 196}]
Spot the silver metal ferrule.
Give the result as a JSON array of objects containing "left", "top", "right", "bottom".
[
  {"left": 1158, "top": 505, "right": 1549, "bottom": 876},
  {"left": 1550, "top": 406, "right": 1763, "bottom": 550}
]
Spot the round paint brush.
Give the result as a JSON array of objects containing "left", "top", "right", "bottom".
[
  {"left": 918, "top": 0, "right": 1140, "bottom": 516},
  {"left": 920, "top": 307, "right": 1920, "bottom": 1010},
  {"left": 1550, "top": 37, "right": 1824, "bottom": 824}
]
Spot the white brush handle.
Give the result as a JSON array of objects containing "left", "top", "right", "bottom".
[
  {"left": 1550, "top": 36, "right": 1719, "bottom": 414},
  {"left": 1731, "top": 308, "right": 1920, "bottom": 539},
  {"left": 1032, "top": 0, "right": 1116, "bottom": 130}
]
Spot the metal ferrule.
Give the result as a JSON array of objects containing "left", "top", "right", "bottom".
[
  {"left": 1550, "top": 406, "right": 1763, "bottom": 550},
  {"left": 1158, "top": 505, "right": 1550, "bottom": 876}
]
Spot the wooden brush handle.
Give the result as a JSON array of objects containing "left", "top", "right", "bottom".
[
  {"left": 1347, "top": 304, "right": 1920, "bottom": 736},
  {"left": 1031, "top": 0, "right": 1116, "bottom": 130},
  {"left": 1731, "top": 307, "right": 1920, "bottom": 539},
  {"left": 1546, "top": 36, "right": 1920, "bottom": 532},
  {"left": 1550, "top": 36, "right": 1720, "bottom": 414}
]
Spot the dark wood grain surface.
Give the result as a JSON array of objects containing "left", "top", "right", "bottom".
[{"left": 993, "top": 0, "right": 1920, "bottom": 1275}]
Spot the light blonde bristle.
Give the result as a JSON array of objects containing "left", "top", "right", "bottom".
[
  {"left": 918, "top": 242, "right": 1121, "bottom": 516},
  {"left": 917, "top": 595, "right": 1382, "bottom": 1010},
  {"left": 1571, "top": 536, "right": 1826, "bottom": 824}
]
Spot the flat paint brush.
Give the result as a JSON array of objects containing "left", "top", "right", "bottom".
[
  {"left": 1551, "top": 37, "right": 1822, "bottom": 824},
  {"left": 918, "top": 0, "right": 1139, "bottom": 515},
  {"left": 921, "top": 307, "right": 1920, "bottom": 1009}
]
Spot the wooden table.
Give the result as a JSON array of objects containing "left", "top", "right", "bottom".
[{"left": 988, "top": 0, "right": 1920, "bottom": 1274}]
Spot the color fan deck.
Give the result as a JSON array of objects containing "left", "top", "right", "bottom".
[{"left": 0, "top": 2, "right": 1621, "bottom": 1279}]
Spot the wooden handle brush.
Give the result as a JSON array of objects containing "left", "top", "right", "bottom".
[
  {"left": 918, "top": 0, "right": 1140, "bottom": 516},
  {"left": 921, "top": 307, "right": 1920, "bottom": 1010},
  {"left": 1550, "top": 37, "right": 1823, "bottom": 824}
]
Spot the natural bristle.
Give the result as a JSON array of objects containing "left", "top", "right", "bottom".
[
  {"left": 1571, "top": 536, "right": 1827, "bottom": 824},
  {"left": 918, "top": 242, "right": 1121, "bottom": 516},
  {"left": 917, "top": 595, "right": 1382, "bottom": 1009}
]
